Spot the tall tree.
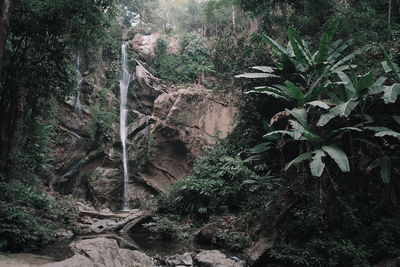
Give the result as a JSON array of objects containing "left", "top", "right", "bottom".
[
  {"left": 0, "top": 0, "right": 12, "bottom": 74},
  {"left": 0, "top": 0, "right": 115, "bottom": 176}
]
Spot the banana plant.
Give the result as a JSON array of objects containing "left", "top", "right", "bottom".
[
  {"left": 355, "top": 122, "right": 400, "bottom": 184},
  {"left": 317, "top": 71, "right": 387, "bottom": 126},
  {"left": 263, "top": 108, "right": 354, "bottom": 177},
  {"left": 380, "top": 45, "right": 400, "bottom": 103},
  {"left": 236, "top": 20, "right": 362, "bottom": 101},
  {"left": 261, "top": 106, "right": 399, "bottom": 182}
]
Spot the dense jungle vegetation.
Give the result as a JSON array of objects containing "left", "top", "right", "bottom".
[{"left": 0, "top": 0, "right": 400, "bottom": 266}]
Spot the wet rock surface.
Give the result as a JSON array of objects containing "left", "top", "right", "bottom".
[
  {"left": 195, "top": 222, "right": 220, "bottom": 245},
  {"left": 195, "top": 250, "right": 246, "bottom": 267},
  {"left": 133, "top": 84, "right": 236, "bottom": 195},
  {"left": 245, "top": 234, "right": 276, "bottom": 266},
  {"left": 164, "top": 253, "right": 194, "bottom": 266},
  {"left": 0, "top": 254, "right": 56, "bottom": 267},
  {"left": 41, "top": 238, "right": 155, "bottom": 267}
]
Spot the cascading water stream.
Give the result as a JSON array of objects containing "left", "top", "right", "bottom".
[
  {"left": 75, "top": 53, "right": 83, "bottom": 112},
  {"left": 120, "top": 43, "right": 132, "bottom": 211}
]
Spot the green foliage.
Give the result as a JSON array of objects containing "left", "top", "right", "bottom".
[
  {"left": 11, "top": 117, "right": 55, "bottom": 184},
  {"left": 212, "top": 33, "right": 273, "bottom": 84},
  {"left": 229, "top": 17, "right": 400, "bottom": 266},
  {"left": 180, "top": 33, "right": 214, "bottom": 80},
  {"left": 269, "top": 239, "right": 369, "bottom": 267},
  {"left": 159, "top": 141, "right": 260, "bottom": 219},
  {"left": 131, "top": 133, "right": 157, "bottom": 172},
  {"left": 88, "top": 102, "right": 117, "bottom": 147},
  {"left": 214, "top": 230, "right": 250, "bottom": 251},
  {"left": 238, "top": 23, "right": 400, "bottom": 183},
  {"left": 153, "top": 38, "right": 182, "bottom": 84},
  {"left": 0, "top": 182, "right": 56, "bottom": 252},
  {"left": 142, "top": 215, "right": 179, "bottom": 240},
  {"left": 153, "top": 34, "right": 213, "bottom": 84},
  {"left": 262, "top": 186, "right": 400, "bottom": 267}
]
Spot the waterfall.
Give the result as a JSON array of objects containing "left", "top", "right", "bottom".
[
  {"left": 75, "top": 53, "right": 83, "bottom": 112},
  {"left": 120, "top": 43, "right": 132, "bottom": 211}
]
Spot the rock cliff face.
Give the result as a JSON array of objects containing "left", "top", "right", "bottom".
[
  {"left": 129, "top": 33, "right": 180, "bottom": 62},
  {"left": 52, "top": 33, "right": 237, "bottom": 209},
  {"left": 136, "top": 84, "right": 236, "bottom": 194}
]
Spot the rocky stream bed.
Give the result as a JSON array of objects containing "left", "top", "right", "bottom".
[{"left": 0, "top": 204, "right": 255, "bottom": 267}]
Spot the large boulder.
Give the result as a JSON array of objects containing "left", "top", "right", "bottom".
[
  {"left": 164, "top": 253, "right": 194, "bottom": 266},
  {"left": 195, "top": 222, "right": 220, "bottom": 245},
  {"left": 131, "top": 85, "right": 236, "bottom": 194},
  {"left": 245, "top": 234, "right": 276, "bottom": 266},
  {"left": 153, "top": 85, "right": 236, "bottom": 157},
  {"left": 129, "top": 33, "right": 179, "bottom": 62},
  {"left": 195, "top": 250, "right": 245, "bottom": 267},
  {"left": 42, "top": 238, "right": 155, "bottom": 267}
]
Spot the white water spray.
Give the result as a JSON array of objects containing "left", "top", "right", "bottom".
[
  {"left": 120, "top": 43, "right": 132, "bottom": 211},
  {"left": 75, "top": 53, "right": 83, "bottom": 112}
]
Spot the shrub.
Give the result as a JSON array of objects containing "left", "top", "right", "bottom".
[
  {"left": 0, "top": 182, "right": 56, "bottom": 252},
  {"left": 87, "top": 102, "right": 117, "bottom": 147},
  {"left": 158, "top": 142, "right": 264, "bottom": 219},
  {"left": 142, "top": 215, "right": 179, "bottom": 240},
  {"left": 153, "top": 34, "right": 213, "bottom": 84},
  {"left": 215, "top": 230, "right": 251, "bottom": 252}
]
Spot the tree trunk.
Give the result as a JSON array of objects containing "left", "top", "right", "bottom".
[{"left": 0, "top": 0, "right": 12, "bottom": 74}]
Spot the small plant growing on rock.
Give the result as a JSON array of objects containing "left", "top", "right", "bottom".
[
  {"left": 215, "top": 230, "right": 250, "bottom": 252},
  {"left": 142, "top": 215, "right": 180, "bottom": 240}
]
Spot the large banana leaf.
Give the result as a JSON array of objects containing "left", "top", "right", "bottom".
[
  {"left": 263, "top": 130, "right": 301, "bottom": 140},
  {"left": 250, "top": 142, "right": 273, "bottom": 154},
  {"left": 262, "top": 34, "right": 287, "bottom": 56},
  {"left": 251, "top": 66, "right": 275, "bottom": 73},
  {"left": 322, "top": 145, "right": 350, "bottom": 172},
  {"left": 235, "top": 73, "right": 279, "bottom": 79},
  {"left": 355, "top": 72, "right": 374, "bottom": 92},
  {"left": 337, "top": 71, "right": 356, "bottom": 98},
  {"left": 315, "top": 20, "right": 339, "bottom": 64},
  {"left": 287, "top": 28, "right": 312, "bottom": 69},
  {"left": 375, "top": 130, "right": 400, "bottom": 139},
  {"left": 383, "top": 83, "right": 400, "bottom": 103},
  {"left": 380, "top": 157, "right": 391, "bottom": 184},
  {"left": 310, "top": 149, "right": 326, "bottom": 177},
  {"left": 380, "top": 44, "right": 400, "bottom": 81},
  {"left": 284, "top": 152, "right": 313, "bottom": 171},
  {"left": 327, "top": 39, "right": 354, "bottom": 63},
  {"left": 368, "top": 76, "right": 387, "bottom": 94},
  {"left": 363, "top": 126, "right": 392, "bottom": 132},
  {"left": 247, "top": 86, "right": 289, "bottom": 100},
  {"left": 306, "top": 100, "right": 330, "bottom": 109},
  {"left": 317, "top": 100, "right": 358, "bottom": 126},
  {"left": 284, "top": 81, "right": 305, "bottom": 106},
  {"left": 330, "top": 49, "right": 363, "bottom": 72},
  {"left": 287, "top": 108, "right": 307, "bottom": 127}
]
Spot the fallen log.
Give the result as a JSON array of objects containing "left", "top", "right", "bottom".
[
  {"left": 119, "top": 210, "right": 152, "bottom": 234},
  {"left": 78, "top": 208, "right": 130, "bottom": 219}
]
